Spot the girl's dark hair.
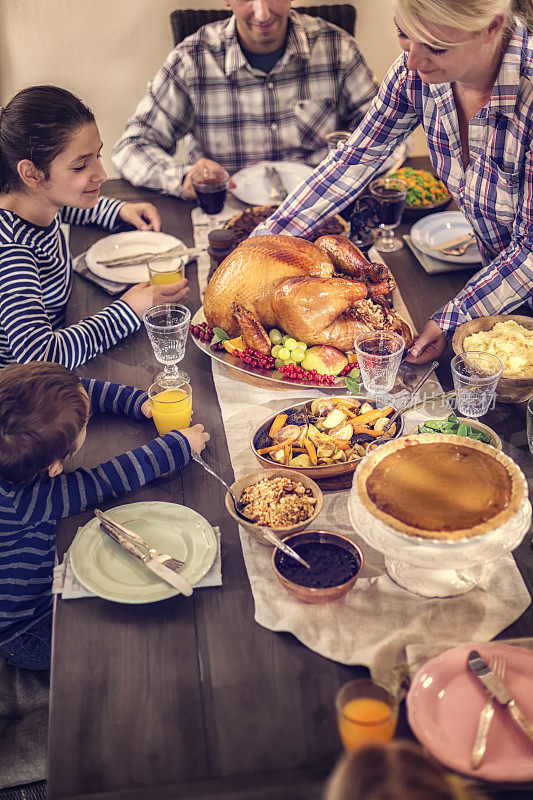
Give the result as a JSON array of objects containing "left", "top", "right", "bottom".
[{"left": 0, "top": 85, "right": 95, "bottom": 193}]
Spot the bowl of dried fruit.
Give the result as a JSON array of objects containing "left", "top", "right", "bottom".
[
  {"left": 272, "top": 530, "right": 364, "bottom": 603},
  {"left": 252, "top": 396, "right": 403, "bottom": 480},
  {"left": 224, "top": 205, "right": 349, "bottom": 247},
  {"left": 225, "top": 468, "right": 323, "bottom": 545}
]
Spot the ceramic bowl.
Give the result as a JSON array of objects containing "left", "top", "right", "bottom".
[
  {"left": 225, "top": 468, "right": 323, "bottom": 546},
  {"left": 452, "top": 314, "right": 533, "bottom": 403},
  {"left": 409, "top": 417, "right": 502, "bottom": 450},
  {"left": 272, "top": 530, "right": 364, "bottom": 604},
  {"left": 251, "top": 396, "right": 403, "bottom": 480}
]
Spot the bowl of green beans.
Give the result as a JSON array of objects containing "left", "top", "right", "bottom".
[{"left": 415, "top": 413, "right": 502, "bottom": 450}]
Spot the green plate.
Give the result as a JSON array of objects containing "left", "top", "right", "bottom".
[{"left": 70, "top": 501, "right": 217, "bottom": 603}]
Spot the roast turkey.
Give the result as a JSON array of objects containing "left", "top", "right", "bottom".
[{"left": 203, "top": 234, "right": 412, "bottom": 353}]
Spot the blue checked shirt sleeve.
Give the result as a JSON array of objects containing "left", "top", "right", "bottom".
[
  {"left": 251, "top": 55, "right": 420, "bottom": 240},
  {"left": 81, "top": 378, "right": 148, "bottom": 420},
  {"left": 8, "top": 431, "right": 192, "bottom": 524},
  {"left": 60, "top": 197, "right": 125, "bottom": 231},
  {"left": 111, "top": 49, "right": 194, "bottom": 199},
  {"left": 433, "top": 148, "right": 533, "bottom": 335}
]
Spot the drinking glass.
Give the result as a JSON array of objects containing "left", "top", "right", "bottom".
[
  {"left": 143, "top": 303, "right": 191, "bottom": 384},
  {"left": 326, "top": 130, "right": 351, "bottom": 152},
  {"left": 368, "top": 176, "right": 408, "bottom": 252},
  {"left": 335, "top": 678, "right": 399, "bottom": 750},
  {"left": 527, "top": 398, "right": 533, "bottom": 455},
  {"left": 354, "top": 331, "right": 405, "bottom": 395},
  {"left": 190, "top": 165, "right": 230, "bottom": 230},
  {"left": 450, "top": 351, "right": 503, "bottom": 418},
  {"left": 149, "top": 379, "right": 192, "bottom": 434},
  {"left": 147, "top": 253, "right": 185, "bottom": 286}
]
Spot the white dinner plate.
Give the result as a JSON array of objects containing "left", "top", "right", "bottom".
[
  {"left": 410, "top": 212, "right": 482, "bottom": 264},
  {"left": 70, "top": 501, "right": 217, "bottom": 603},
  {"left": 230, "top": 161, "right": 313, "bottom": 206},
  {"left": 85, "top": 231, "right": 188, "bottom": 284}
]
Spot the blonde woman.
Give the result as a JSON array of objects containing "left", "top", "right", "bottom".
[
  {"left": 324, "top": 741, "right": 488, "bottom": 800},
  {"left": 252, "top": 1, "right": 533, "bottom": 363}
]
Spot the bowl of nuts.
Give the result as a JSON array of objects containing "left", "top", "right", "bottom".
[{"left": 225, "top": 468, "right": 323, "bottom": 545}]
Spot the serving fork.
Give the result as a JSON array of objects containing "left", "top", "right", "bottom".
[
  {"left": 94, "top": 509, "right": 185, "bottom": 571},
  {"left": 471, "top": 655, "right": 507, "bottom": 769}
]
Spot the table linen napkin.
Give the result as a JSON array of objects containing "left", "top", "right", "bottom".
[
  {"left": 53, "top": 526, "right": 222, "bottom": 598},
  {"left": 403, "top": 234, "right": 478, "bottom": 275},
  {"left": 195, "top": 232, "right": 530, "bottom": 687},
  {"left": 72, "top": 252, "right": 128, "bottom": 295}
]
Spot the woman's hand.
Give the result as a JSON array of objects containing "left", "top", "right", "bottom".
[
  {"left": 119, "top": 202, "right": 161, "bottom": 231},
  {"left": 180, "top": 423, "right": 210, "bottom": 453},
  {"left": 405, "top": 320, "right": 448, "bottom": 363},
  {"left": 120, "top": 279, "right": 190, "bottom": 319}
]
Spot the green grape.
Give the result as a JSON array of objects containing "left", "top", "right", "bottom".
[
  {"left": 284, "top": 359, "right": 297, "bottom": 366},
  {"left": 269, "top": 328, "right": 282, "bottom": 345},
  {"left": 292, "top": 348, "right": 305, "bottom": 363},
  {"left": 281, "top": 334, "right": 290, "bottom": 345},
  {"left": 284, "top": 338, "right": 298, "bottom": 352},
  {"left": 277, "top": 346, "right": 290, "bottom": 360},
  {"left": 271, "top": 344, "right": 282, "bottom": 357},
  {"left": 274, "top": 357, "right": 285, "bottom": 369},
  {"left": 296, "top": 341, "right": 308, "bottom": 351}
]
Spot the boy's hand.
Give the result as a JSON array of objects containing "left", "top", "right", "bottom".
[
  {"left": 141, "top": 398, "right": 152, "bottom": 418},
  {"left": 119, "top": 202, "right": 161, "bottom": 231},
  {"left": 180, "top": 423, "right": 210, "bottom": 454},
  {"left": 121, "top": 279, "right": 189, "bottom": 318}
]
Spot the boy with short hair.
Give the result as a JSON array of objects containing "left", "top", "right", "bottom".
[{"left": 0, "top": 362, "right": 209, "bottom": 670}]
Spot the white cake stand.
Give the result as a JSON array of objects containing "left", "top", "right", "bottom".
[{"left": 348, "top": 462, "right": 531, "bottom": 598}]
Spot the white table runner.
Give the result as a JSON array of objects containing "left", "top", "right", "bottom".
[{"left": 194, "top": 224, "right": 531, "bottom": 687}]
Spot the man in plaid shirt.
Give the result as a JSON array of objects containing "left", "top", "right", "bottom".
[
  {"left": 112, "top": 1, "right": 404, "bottom": 201},
  {"left": 252, "top": 12, "right": 533, "bottom": 363}
]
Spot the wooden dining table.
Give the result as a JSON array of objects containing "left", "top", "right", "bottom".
[{"left": 47, "top": 163, "right": 533, "bottom": 800}]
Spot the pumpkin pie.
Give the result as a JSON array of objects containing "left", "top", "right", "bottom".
[{"left": 356, "top": 434, "right": 525, "bottom": 541}]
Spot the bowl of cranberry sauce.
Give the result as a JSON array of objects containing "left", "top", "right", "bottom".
[{"left": 272, "top": 530, "right": 363, "bottom": 603}]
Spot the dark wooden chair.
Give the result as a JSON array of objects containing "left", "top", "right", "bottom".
[{"left": 169, "top": 4, "right": 357, "bottom": 46}]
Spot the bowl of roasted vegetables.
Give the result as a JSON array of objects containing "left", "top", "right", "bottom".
[
  {"left": 387, "top": 167, "right": 451, "bottom": 219},
  {"left": 252, "top": 396, "right": 404, "bottom": 479}
]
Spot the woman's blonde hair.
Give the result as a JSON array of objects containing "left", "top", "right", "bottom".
[
  {"left": 323, "top": 741, "right": 489, "bottom": 800},
  {"left": 394, "top": 0, "right": 533, "bottom": 46}
]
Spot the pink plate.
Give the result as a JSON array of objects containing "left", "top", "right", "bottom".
[{"left": 407, "top": 642, "right": 533, "bottom": 783}]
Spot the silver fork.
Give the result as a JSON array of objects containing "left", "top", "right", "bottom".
[
  {"left": 94, "top": 509, "right": 185, "bottom": 571},
  {"left": 471, "top": 655, "right": 507, "bottom": 769}
]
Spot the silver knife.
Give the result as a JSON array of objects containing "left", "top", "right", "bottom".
[
  {"left": 97, "top": 245, "right": 204, "bottom": 267},
  {"left": 98, "top": 520, "right": 193, "bottom": 597},
  {"left": 468, "top": 650, "right": 533, "bottom": 742},
  {"left": 266, "top": 166, "right": 288, "bottom": 201}
]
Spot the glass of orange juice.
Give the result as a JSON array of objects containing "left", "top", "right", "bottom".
[
  {"left": 147, "top": 254, "right": 185, "bottom": 286},
  {"left": 335, "top": 678, "right": 398, "bottom": 750},
  {"left": 148, "top": 379, "right": 192, "bottom": 434}
]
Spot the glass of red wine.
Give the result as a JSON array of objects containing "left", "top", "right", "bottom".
[
  {"left": 190, "top": 165, "right": 230, "bottom": 230},
  {"left": 368, "top": 177, "right": 408, "bottom": 252}
]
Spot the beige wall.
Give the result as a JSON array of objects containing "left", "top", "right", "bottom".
[{"left": 0, "top": 0, "right": 427, "bottom": 175}]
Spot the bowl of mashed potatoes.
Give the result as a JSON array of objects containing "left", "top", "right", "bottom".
[{"left": 452, "top": 314, "right": 533, "bottom": 403}]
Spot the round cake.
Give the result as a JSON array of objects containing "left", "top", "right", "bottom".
[{"left": 356, "top": 434, "right": 525, "bottom": 541}]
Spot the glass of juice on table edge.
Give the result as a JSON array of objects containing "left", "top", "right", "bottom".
[
  {"left": 148, "top": 253, "right": 185, "bottom": 286},
  {"left": 149, "top": 379, "right": 192, "bottom": 435},
  {"left": 335, "top": 678, "right": 399, "bottom": 750}
]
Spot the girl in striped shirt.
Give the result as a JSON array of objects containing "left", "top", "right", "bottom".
[{"left": 0, "top": 85, "right": 189, "bottom": 370}]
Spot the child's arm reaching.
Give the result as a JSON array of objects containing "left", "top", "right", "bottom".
[
  {"left": 60, "top": 196, "right": 161, "bottom": 233},
  {"left": 7, "top": 426, "right": 210, "bottom": 525},
  {"left": 81, "top": 378, "right": 148, "bottom": 420}
]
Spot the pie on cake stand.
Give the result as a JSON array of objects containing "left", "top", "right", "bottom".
[{"left": 348, "top": 434, "right": 531, "bottom": 597}]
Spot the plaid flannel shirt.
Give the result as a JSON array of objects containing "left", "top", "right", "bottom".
[
  {"left": 111, "top": 11, "right": 379, "bottom": 197},
  {"left": 253, "top": 20, "right": 533, "bottom": 335}
]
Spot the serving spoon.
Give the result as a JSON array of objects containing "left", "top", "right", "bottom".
[{"left": 190, "top": 451, "right": 311, "bottom": 569}]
